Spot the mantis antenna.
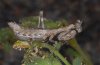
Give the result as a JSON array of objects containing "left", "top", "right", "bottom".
[{"left": 38, "top": 11, "right": 45, "bottom": 29}]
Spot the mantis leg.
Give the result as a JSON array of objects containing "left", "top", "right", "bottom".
[{"left": 38, "top": 11, "right": 45, "bottom": 29}]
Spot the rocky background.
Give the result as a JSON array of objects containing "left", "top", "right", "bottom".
[{"left": 0, "top": 0, "right": 100, "bottom": 65}]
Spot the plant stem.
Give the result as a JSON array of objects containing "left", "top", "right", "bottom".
[
  {"left": 44, "top": 44, "right": 71, "bottom": 65},
  {"left": 32, "top": 41, "right": 71, "bottom": 65},
  {"left": 68, "top": 38, "right": 93, "bottom": 65}
]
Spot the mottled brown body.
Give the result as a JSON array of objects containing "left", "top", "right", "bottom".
[{"left": 8, "top": 20, "right": 82, "bottom": 42}]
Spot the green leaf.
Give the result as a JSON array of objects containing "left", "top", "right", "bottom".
[
  {"left": 73, "top": 57, "right": 82, "bottom": 65},
  {"left": 53, "top": 41, "right": 62, "bottom": 50},
  {"left": 0, "top": 28, "right": 17, "bottom": 52},
  {"left": 66, "top": 48, "right": 80, "bottom": 58},
  {"left": 2, "top": 43, "right": 12, "bottom": 52},
  {"left": 0, "top": 28, "right": 16, "bottom": 43},
  {"left": 25, "top": 56, "right": 62, "bottom": 65},
  {"left": 20, "top": 16, "right": 38, "bottom": 28},
  {"left": 20, "top": 16, "right": 68, "bottom": 29}
]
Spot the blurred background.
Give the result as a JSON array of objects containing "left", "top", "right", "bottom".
[{"left": 0, "top": 0, "right": 100, "bottom": 65}]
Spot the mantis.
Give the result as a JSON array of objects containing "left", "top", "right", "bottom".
[{"left": 8, "top": 11, "right": 82, "bottom": 43}]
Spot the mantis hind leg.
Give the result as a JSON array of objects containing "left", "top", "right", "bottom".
[{"left": 38, "top": 11, "right": 45, "bottom": 29}]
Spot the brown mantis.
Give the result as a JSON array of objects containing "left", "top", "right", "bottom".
[{"left": 8, "top": 11, "right": 82, "bottom": 43}]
